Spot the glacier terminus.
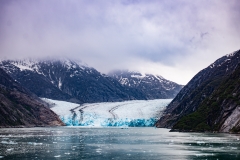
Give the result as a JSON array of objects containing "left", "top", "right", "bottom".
[{"left": 42, "top": 98, "right": 172, "bottom": 127}]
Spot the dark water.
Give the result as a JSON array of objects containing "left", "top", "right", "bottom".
[{"left": 0, "top": 127, "right": 239, "bottom": 160}]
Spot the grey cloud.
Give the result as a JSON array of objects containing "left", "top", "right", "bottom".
[{"left": 0, "top": 0, "right": 240, "bottom": 84}]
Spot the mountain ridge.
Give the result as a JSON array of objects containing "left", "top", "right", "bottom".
[
  {"left": 108, "top": 70, "right": 183, "bottom": 99},
  {"left": 155, "top": 49, "right": 240, "bottom": 133},
  {"left": 0, "top": 58, "right": 182, "bottom": 103}
]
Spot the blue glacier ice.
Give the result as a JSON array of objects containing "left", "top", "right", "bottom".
[
  {"left": 44, "top": 98, "right": 172, "bottom": 127},
  {"left": 60, "top": 115, "right": 157, "bottom": 127}
]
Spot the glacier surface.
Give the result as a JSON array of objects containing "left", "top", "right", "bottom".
[{"left": 42, "top": 98, "right": 172, "bottom": 127}]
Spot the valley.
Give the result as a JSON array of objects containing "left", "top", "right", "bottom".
[{"left": 1, "top": 1, "right": 240, "bottom": 159}]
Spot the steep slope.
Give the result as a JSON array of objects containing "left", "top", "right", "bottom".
[
  {"left": 172, "top": 64, "right": 240, "bottom": 132},
  {"left": 0, "top": 58, "right": 147, "bottom": 103},
  {"left": 156, "top": 49, "right": 240, "bottom": 133},
  {"left": 0, "top": 59, "right": 72, "bottom": 101},
  {"left": 0, "top": 68, "right": 64, "bottom": 127},
  {"left": 109, "top": 70, "right": 183, "bottom": 99}
]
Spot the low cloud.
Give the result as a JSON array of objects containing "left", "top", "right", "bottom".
[{"left": 0, "top": 0, "right": 240, "bottom": 84}]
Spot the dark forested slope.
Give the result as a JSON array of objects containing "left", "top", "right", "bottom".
[{"left": 156, "top": 50, "right": 240, "bottom": 133}]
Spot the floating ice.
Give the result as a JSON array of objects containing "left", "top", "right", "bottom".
[
  {"left": 27, "top": 142, "right": 43, "bottom": 145},
  {"left": 54, "top": 155, "right": 61, "bottom": 158},
  {"left": 196, "top": 141, "right": 205, "bottom": 145},
  {"left": 1, "top": 141, "right": 17, "bottom": 145},
  {"left": 43, "top": 98, "right": 172, "bottom": 127},
  {"left": 6, "top": 148, "right": 14, "bottom": 152}
]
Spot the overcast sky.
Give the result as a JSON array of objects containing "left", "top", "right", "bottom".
[{"left": 0, "top": 0, "right": 240, "bottom": 84}]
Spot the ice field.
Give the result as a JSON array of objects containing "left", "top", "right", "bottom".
[{"left": 42, "top": 98, "right": 172, "bottom": 127}]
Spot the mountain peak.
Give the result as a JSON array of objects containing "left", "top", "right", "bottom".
[
  {"left": 0, "top": 57, "right": 92, "bottom": 75},
  {"left": 0, "top": 58, "right": 183, "bottom": 103},
  {"left": 108, "top": 69, "right": 183, "bottom": 99},
  {"left": 226, "top": 49, "right": 240, "bottom": 57}
]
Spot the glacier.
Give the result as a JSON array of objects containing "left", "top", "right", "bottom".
[{"left": 42, "top": 98, "right": 172, "bottom": 127}]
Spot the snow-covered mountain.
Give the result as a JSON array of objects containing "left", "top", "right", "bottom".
[
  {"left": 109, "top": 70, "right": 183, "bottom": 99},
  {"left": 0, "top": 58, "right": 148, "bottom": 103},
  {"left": 0, "top": 58, "right": 182, "bottom": 103}
]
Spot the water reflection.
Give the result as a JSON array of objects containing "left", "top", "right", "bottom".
[{"left": 0, "top": 127, "right": 239, "bottom": 159}]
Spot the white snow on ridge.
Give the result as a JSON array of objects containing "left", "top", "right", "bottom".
[
  {"left": 10, "top": 60, "right": 36, "bottom": 71},
  {"left": 119, "top": 78, "right": 129, "bottom": 85},
  {"left": 155, "top": 75, "right": 164, "bottom": 82},
  {"left": 3, "top": 58, "right": 90, "bottom": 73},
  {"left": 226, "top": 50, "right": 238, "bottom": 57},
  {"left": 130, "top": 74, "right": 145, "bottom": 79},
  {"left": 58, "top": 77, "right": 62, "bottom": 89},
  {"left": 210, "top": 50, "right": 239, "bottom": 69},
  {"left": 13, "top": 63, "right": 34, "bottom": 71},
  {"left": 42, "top": 98, "right": 172, "bottom": 127}
]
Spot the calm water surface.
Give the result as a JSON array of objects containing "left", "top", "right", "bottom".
[{"left": 0, "top": 127, "right": 239, "bottom": 160}]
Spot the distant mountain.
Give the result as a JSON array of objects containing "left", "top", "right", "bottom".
[
  {"left": 109, "top": 70, "right": 183, "bottom": 99},
  {"left": 0, "top": 58, "right": 183, "bottom": 104},
  {"left": 0, "top": 58, "right": 148, "bottom": 103},
  {"left": 0, "top": 68, "right": 64, "bottom": 127},
  {"left": 156, "top": 49, "right": 240, "bottom": 133}
]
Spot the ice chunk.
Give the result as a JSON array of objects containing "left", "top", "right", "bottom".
[
  {"left": 54, "top": 155, "right": 61, "bottom": 158},
  {"left": 1, "top": 141, "right": 17, "bottom": 145}
]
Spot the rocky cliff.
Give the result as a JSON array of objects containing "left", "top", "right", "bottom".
[
  {"left": 0, "top": 68, "right": 64, "bottom": 127},
  {"left": 156, "top": 49, "right": 240, "bottom": 133}
]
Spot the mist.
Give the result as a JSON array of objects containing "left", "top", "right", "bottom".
[{"left": 1, "top": 0, "right": 240, "bottom": 84}]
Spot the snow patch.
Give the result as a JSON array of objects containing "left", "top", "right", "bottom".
[
  {"left": 12, "top": 63, "right": 34, "bottom": 72},
  {"left": 226, "top": 50, "right": 238, "bottom": 57},
  {"left": 131, "top": 74, "right": 145, "bottom": 79},
  {"left": 120, "top": 78, "right": 129, "bottom": 85},
  {"left": 155, "top": 75, "right": 164, "bottom": 82},
  {"left": 58, "top": 77, "right": 62, "bottom": 89}
]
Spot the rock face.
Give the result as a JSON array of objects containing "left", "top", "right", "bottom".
[
  {"left": 0, "top": 68, "right": 64, "bottom": 127},
  {"left": 0, "top": 58, "right": 181, "bottom": 103},
  {"left": 109, "top": 70, "right": 183, "bottom": 99},
  {"left": 156, "top": 49, "right": 240, "bottom": 133}
]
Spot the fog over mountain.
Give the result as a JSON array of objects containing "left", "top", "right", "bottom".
[
  {"left": 1, "top": 0, "right": 240, "bottom": 84},
  {"left": 0, "top": 0, "right": 240, "bottom": 85}
]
